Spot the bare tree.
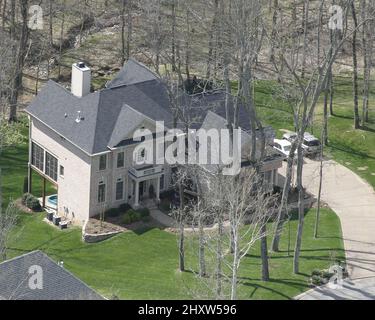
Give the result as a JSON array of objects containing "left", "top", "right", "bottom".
[
  {"left": 351, "top": 1, "right": 360, "bottom": 129},
  {"left": 8, "top": 0, "right": 30, "bottom": 122},
  {"left": 269, "top": 0, "right": 356, "bottom": 272}
]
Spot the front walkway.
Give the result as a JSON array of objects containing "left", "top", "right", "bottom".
[
  {"left": 295, "top": 277, "right": 375, "bottom": 300},
  {"left": 280, "top": 158, "right": 375, "bottom": 280}
]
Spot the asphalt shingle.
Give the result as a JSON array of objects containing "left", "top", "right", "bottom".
[{"left": 0, "top": 251, "right": 103, "bottom": 300}]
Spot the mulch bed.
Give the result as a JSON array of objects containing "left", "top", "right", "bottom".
[{"left": 85, "top": 215, "right": 164, "bottom": 235}]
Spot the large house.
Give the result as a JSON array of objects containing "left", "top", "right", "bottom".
[{"left": 25, "top": 59, "right": 283, "bottom": 225}]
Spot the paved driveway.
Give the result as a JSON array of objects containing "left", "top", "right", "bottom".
[
  {"left": 280, "top": 158, "right": 375, "bottom": 280},
  {"left": 296, "top": 277, "right": 375, "bottom": 300}
]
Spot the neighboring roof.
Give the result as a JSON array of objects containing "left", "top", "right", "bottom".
[
  {"left": 106, "top": 58, "right": 158, "bottom": 88},
  {"left": 0, "top": 251, "right": 103, "bottom": 300}
]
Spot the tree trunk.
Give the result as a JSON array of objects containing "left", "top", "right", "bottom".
[
  {"left": 9, "top": 0, "right": 29, "bottom": 123},
  {"left": 121, "top": 0, "right": 126, "bottom": 65},
  {"left": 126, "top": 0, "right": 132, "bottom": 61},
  {"left": 301, "top": 0, "right": 309, "bottom": 79},
  {"left": 58, "top": 4, "right": 65, "bottom": 80},
  {"left": 216, "top": 213, "right": 223, "bottom": 298},
  {"left": 9, "top": 0, "right": 15, "bottom": 39},
  {"left": 351, "top": 2, "right": 360, "bottom": 129},
  {"left": 49, "top": 0, "right": 54, "bottom": 47},
  {"left": 206, "top": 0, "right": 219, "bottom": 78},
  {"left": 271, "top": 142, "right": 297, "bottom": 251},
  {"left": 178, "top": 182, "right": 185, "bottom": 272},
  {"left": 185, "top": 8, "right": 190, "bottom": 79},
  {"left": 171, "top": 0, "right": 177, "bottom": 71},
  {"left": 323, "top": 79, "right": 329, "bottom": 146},
  {"left": 198, "top": 216, "right": 206, "bottom": 277},
  {"left": 260, "top": 223, "right": 269, "bottom": 281},
  {"left": 314, "top": 129, "right": 325, "bottom": 238},
  {"left": 329, "top": 71, "right": 334, "bottom": 116},
  {"left": 269, "top": 0, "right": 279, "bottom": 62},
  {"left": 1, "top": 0, "right": 6, "bottom": 29},
  {"left": 230, "top": 229, "right": 239, "bottom": 300},
  {"left": 293, "top": 143, "right": 305, "bottom": 274},
  {"left": 361, "top": 0, "right": 371, "bottom": 125}
]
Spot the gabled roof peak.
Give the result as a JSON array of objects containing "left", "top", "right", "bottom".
[{"left": 106, "top": 58, "right": 159, "bottom": 89}]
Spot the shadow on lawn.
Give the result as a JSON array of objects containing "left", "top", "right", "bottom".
[
  {"left": 329, "top": 143, "right": 375, "bottom": 160},
  {"left": 241, "top": 277, "right": 307, "bottom": 299}
]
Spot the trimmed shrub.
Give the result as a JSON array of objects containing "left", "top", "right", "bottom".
[
  {"left": 22, "top": 193, "right": 32, "bottom": 205},
  {"left": 137, "top": 208, "right": 150, "bottom": 217},
  {"left": 129, "top": 210, "right": 141, "bottom": 221},
  {"left": 105, "top": 207, "right": 120, "bottom": 217},
  {"left": 122, "top": 209, "right": 142, "bottom": 225},
  {"left": 22, "top": 193, "right": 41, "bottom": 211},
  {"left": 122, "top": 214, "right": 133, "bottom": 225},
  {"left": 311, "top": 269, "right": 322, "bottom": 277},
  {"left": 119, "top": 203, "right": 131, "bottom": 214},
  {"left": 311, "top": 275, "right": 322, "bottom": 286}
]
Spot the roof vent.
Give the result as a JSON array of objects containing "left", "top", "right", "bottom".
[{"left": 75, "top": 111, "right": 84, "bottom": 123}]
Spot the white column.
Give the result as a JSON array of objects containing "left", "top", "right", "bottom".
[
  {"left": 274, "top": 169, "right": 279, "bottom": 186},
  {"left": 156, "top": 176, "right": 160, "bottom": 201},
  {"left": 134, "top": 180, "right": 139, "bottom": 207}
]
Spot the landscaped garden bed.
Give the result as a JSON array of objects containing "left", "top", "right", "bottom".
[
  {"left": 82, "top": 206, "right": 162, "bottom": 243},
  {"left": 14, "top": 193, "right": 42, "bottom": 213}
]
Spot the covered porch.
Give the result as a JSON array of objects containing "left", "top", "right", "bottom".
[
  {"left": 28, "top": 164, "right": 58, "bottom": 211},
  {"left": 128, "top": 165, "right": 164, "bottom": 208}
]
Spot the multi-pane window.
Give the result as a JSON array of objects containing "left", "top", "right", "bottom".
[
  {"left": 98, "top": 182, "right": 106, "bottom": 203},
  {"left": 116, "top": 180, "right": 124, "bottom": 201},
  {"left": 99, "top": 154, "right": 107, "bottom": 171},
  {"left": 117, "top": 152, "right": 125, "bottom": 168},
  {"left": 45, "top": 152, "right": 58, "bottom": 181},
  {"left": 31, "top": 142, "right": 44, "bottom": 171}
]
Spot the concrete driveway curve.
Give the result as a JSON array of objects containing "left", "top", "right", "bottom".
[{"left": 280, "top": 158, "right": 375, "bottom": 280}]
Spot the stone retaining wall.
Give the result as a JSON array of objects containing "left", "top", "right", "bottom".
[{"left": 82, "top": 219, "right": 123, "bottom": 243}]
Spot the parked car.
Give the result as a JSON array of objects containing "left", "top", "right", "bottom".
[
  {"left": 282, "top": 131, "right": 321, "bottom": 156},
  {"left": 273, "top": 139, "right": 295, "bottom": 158},
  {"left": 302, "top": 133, "right": 321, "bottom": 156},
  {"left": 282, "top": 132, "right": 297, "bottom": 142}
]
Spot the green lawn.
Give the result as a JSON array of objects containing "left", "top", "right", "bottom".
[
  {"left": 6, "top": 209, "right": 343, "bottom": 300},
  {"left": 1, "top": 130, "right": 344, "bottom": 300},
  {"left": 254, "top": 76, "right": 375, "bottom": 189}
]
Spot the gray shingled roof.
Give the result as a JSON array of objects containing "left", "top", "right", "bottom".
[
  {"left": 0, "top": 251, "right": 103, "bottom": 300},
  {"left": 106, "top": 58, "right": 158, "bottom": 88},
  {"left": 26, "top": 60, "right": 175, "bottom": 155},
  {"left": 26, "top": 58, "right": 265, "bottom": 155}
]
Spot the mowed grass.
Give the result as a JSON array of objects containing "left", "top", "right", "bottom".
[
  {"left": 1, "top": 131, "right": 344, "bottom": 299},
  {"left": 6, "top": 209, "right": 344, "bottom": 300},
  {"left": 254, "top": 76, "right": 375, "bottom": 189}
]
